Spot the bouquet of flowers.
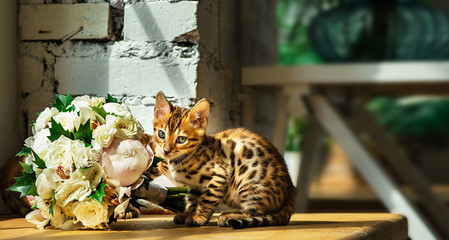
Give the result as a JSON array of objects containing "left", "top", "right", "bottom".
[{"left": 8, "top": 93, "right": 185, "bottom": 230}]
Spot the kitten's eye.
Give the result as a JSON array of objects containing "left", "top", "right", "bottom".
[
  {"left": 176, "top": 136, "right": 187, "bottom": 144},
  {"left": 158, "top": 130, "right": 165, "bottom": 139}
]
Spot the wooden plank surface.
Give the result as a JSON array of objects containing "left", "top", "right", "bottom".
[
  {"left": 19, "top": 3, "right": 111, "bottom": 40},
  {"left": 242, "top": 62, "right": 449, "bottom": 86},
  {"left": 0, "top": 213, "right": 407, "bottom": 240}
]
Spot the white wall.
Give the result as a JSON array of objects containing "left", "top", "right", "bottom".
[{"left": 0, "top": 1, "right": 20, "bottom": 213}]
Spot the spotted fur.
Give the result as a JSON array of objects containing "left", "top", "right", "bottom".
[{"left": 153, "top": 91, "right": 296, "bottom": 229}]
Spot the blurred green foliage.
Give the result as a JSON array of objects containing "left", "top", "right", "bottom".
[
  {"left": 278, "top": 0, "right": 449, "bottom": 148},
  {"left": 277, "top": 0, "right": 325, "bottom": 65},
  {"left": 368, "top": 97, "right": 449, "bottom": 138},
  {"left": 285, "top": 118, "right": 308, "bottom": 152}
]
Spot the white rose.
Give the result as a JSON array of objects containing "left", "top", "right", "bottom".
[
  {"left": 71, "top": 95, "right": 92, "bottom": 110},
  {"left": 79, "top": 107, "right": 105, "bottom": 125},
  {"left": 90, "top": 97, "right": 106, "bottom": 107},
  {"left": 71, "top": 163, "right": 104, "bottom": 190},
  {"left": 24, "top": 136, "right": 33, "bottom": 148},
  {"left": 25, "top": 210, "right": 50, "bottom": 229},
  {"left": 101, "top": 138, "right": 153, "bottom": 187},
  {"left": 73, "top": 199, "right": 109, "bottom": 229},
  {"left": 102, "top": 103, "right": 132, "bottom": 117},
  {"left": 72, "top": 139, "right": 98, "bottom": 169},
  {"left": 52, "top": 111, "right": 80, "bottom": 132},
  {"left": 34, "top": 107, "right": 59, "bottom": 133},
  {"left": 31, "top": 129, "right": 51, "bottom": 157},
  {"left": 93, "top": 124, "right": 116, "bottom": 148},
  {"left": 55, "top": 177, "right": 91, "bottom": 207},
  {"left": 45, "top": 136, "right": 74, "bottom": 172},
  {"left": 106, "top": 115, "right": 143, "bottom": 138},
  {"left": 36, "top": 169, "right": 58, "bottom": 199}
]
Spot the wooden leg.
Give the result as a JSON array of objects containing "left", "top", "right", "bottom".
[
  {"left": 308, "top": 94, "right": 440, "bottom": 240},
  {"left": 295, "top": 117, "right": 325, "bottom": 213}
]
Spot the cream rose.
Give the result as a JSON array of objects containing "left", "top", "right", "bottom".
[
  {"left": 36, "top": 169, "right": 58, "bottom": 200},
  {"left": 50, "top": 205, "right": 66, "bottom": 229},
  {"left": 102, "top": 103, "right": 131, "bottom": 117},
  {"left": 34, "top": 107, "right": 59, "bottom": 133},
  {"left": 73, "top": 199, "right": 109, "bottom": 229},
  {"left": 55, "top": 177, "right": 91, "bottom": 207},
  {"left": 101, "top": 138, "right": 153, "bottom": 187},
  {"left": 26, "top": 210, "right": 50, "bottom": 229},
  {"left": 72, "top": 139, "right": 98, "bottom": 169},
  {"left": 61, "top": 202, "right": 76, "bottom": 218},
  {"left": 52, "top": 111, "right": 80, "bottom": 132},
  {"left": 106, "top": 115, "right": 144, "bottom": 138},
  {"left": 93, "top": 124, "right": 116, "bottom": 148},
  {"left": 71, "top": 163, "right": 104, "bottom": 190},
  {"left": 45, "top": 136, "right": 74, "bottom": 172}
]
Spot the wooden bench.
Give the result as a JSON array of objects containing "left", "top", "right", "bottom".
[{"left": 0, "top": 213, "right": 407, "bottom": 239}]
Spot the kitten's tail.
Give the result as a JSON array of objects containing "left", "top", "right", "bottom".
[{"left": 228, "top": 186, "right": 297, "bottom": 229}]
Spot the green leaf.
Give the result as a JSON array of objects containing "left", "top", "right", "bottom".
[
  {"left": 48, "top": 118, "right": 72, "bottom": 142},
  {"left": 106, "top": 94, "right": 120, "bottom": 104},
  {"left": 90, "top": 182, "right": 106, "bottom": 204},
  {"left": 52, "top": 92, "right": 75, "bottom": 112},
  {"left": 31, "top": 150, "right": 46, "bottom": 169},
  {"left": 19, "top": 162, "right": 34, "bottom": 173},
  {"left": 7, "top": 170, "right": 37, "bottom": 198},
  {"left": 32, "top": 202, "right": 38, "bottom": 209},
  {"left": 150, "top": 157, "right": 165, "bottom": 168},
  {"left": 49, "top": 197, "right": 56, "bottom": 216},
  {"left": 91, "top": 105, "right": 108, "bottom": 119},
  {"left": 16, "top": 147, "right": 32, "bottom": 157},
  {"left": 73, "top": 119, "right": 93, "bottom": 146}
]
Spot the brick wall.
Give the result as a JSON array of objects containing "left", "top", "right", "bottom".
[{"left": 17, "top": 0, "right": 241, "bottom": 140}]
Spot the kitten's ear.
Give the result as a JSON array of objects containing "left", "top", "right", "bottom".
[
  {"left": 188, "top": 99, "right": 210, "bottom": 128},
  {"left": 154, "top": 91, "right": 172, "bottom": 119}
]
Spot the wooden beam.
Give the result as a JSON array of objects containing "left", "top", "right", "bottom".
[
  {"left": 19, "top": 3, "right": 111, "bottom": 41},
  {"left": 242, "top": 62, "right": 449, "bottom": 86}
]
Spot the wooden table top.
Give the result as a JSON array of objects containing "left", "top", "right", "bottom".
[{"left": 0, "top": 213, "right": 407, "bottom": 240}]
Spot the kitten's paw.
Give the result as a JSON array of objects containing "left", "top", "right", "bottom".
[
  {"left": 218, "top": 214, "right": 231, "bottom": 227},
  {"left": 174, "top": 213, "right": 188, "bottom": 224},
  {"left": 218, "top": 213, "right": 250, "bottom": 227},
  {"left": 186, "top": 215, "right": 209, "bottom": 226}
]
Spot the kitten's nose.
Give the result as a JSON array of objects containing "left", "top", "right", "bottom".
[{"left": 163, "top": 145, "right": 171, "bottom": 155}]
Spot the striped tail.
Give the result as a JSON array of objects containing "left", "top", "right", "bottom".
[{"left": 228, "top": 187, "right": 296, "bottom": 229}]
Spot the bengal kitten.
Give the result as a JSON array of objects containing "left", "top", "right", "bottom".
[{"left": 152, "top": 91, "right": 296, "bottom": 229}]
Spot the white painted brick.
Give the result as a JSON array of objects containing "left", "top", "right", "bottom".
[
  {"left": 54, "top": 57, "right": 198, "bottom": 98},
  {"left": 54, "top": 58, "right": 110, "bottom": 95},
  {"left": 18, "top": 57, "right": 44, "bottom": 93},
  {"left": 124, "top": 1, "right": 197, "bottom": 41},
  {"left": 19, "top": 3, "right": 111, "bottom": 40}
]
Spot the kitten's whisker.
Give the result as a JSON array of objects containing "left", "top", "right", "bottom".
[{"left": 199, "top": 145, "right": 211, "bottom": 151}]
